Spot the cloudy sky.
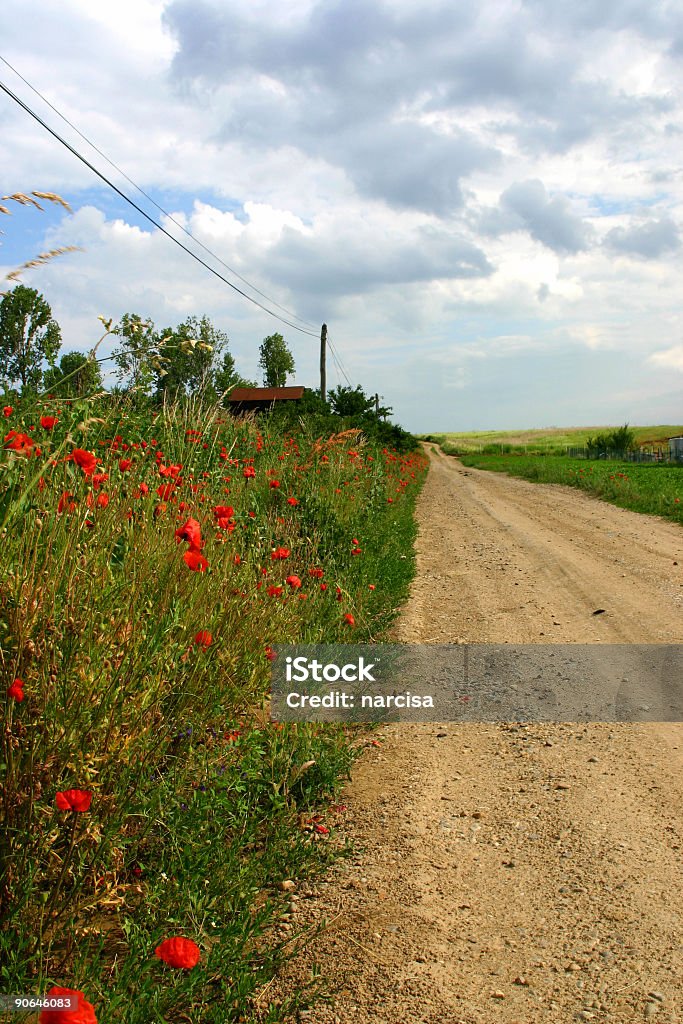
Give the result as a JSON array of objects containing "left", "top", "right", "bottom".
[{"left": 1, "top": 0, "right": 682, "bottom": 432}]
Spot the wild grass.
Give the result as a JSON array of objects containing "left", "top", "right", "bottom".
[
  {"left": 458, "top": 453, "right": 683, "bottom": 524},
  {"left": 1, "top": 392, "right": 427, "bottom": 1022},
  {"left": 1, "top": 191, "right": 80, "bottom": 293}
]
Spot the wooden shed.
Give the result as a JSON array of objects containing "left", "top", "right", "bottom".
[{"left": 228, "top": 386, "right": 305, "bottom": 415}]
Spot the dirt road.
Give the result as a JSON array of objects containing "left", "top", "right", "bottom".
[{"left": 278, "top": 445, "right": 683, "bottom": 1023}]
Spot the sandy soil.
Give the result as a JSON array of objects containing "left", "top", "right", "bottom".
[{"left": 276, "top": 444, "right": 683, "bottom": 1023}]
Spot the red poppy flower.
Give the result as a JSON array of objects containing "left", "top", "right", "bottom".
[
  {"left": 86, "top": 492, "right": 109, "bottom": 509},
  {"left": 271, "top": 546, "right": 290, "bottom": 560},
  {"left": 351, "top": 547, "right": 362, "bottom": 555},
  {"left": 155, "top": 936, "right": 201, "bottom": 969},
  {"left": 343, "top": 613, "right": 355, "bottom": 627},
  {"left": 213, "top": 505, "right": 234, "bottom": 519},
  {"left": 2, "top": 406, "right": 12, "bottom": 417},
  {"left": 265, "top": 645, "right": 276, "bottom": 661},
  {"left": 118, "top": 458, "right": 133, "bottom": 472},
  {"left": 68, "top": 448, "right": 98, "bottom": 475},
  {"left": 8, "top": 678, "right": 25, "bottom": 702},
  {"left": 243, "top": 467, "right": 256, "bottom": 479},
  {"left": 156, "top": 482, "right": 177, "bottom": 501},
  {"left": 368, "top": 584, "right": 376, "bottom": 590},
  {"left": 159, "top": 463, "right": 182, "bottom": 478},
  {"left": 194, "top": 630, "right": 212, "bottom": 650},
  {"left": 135, "top": 482, "right": 149, "bottom": 497},
  {"left": 286, "top": 497, "right": 299, "bottom": 506},
  {"left": 269, "top": 479, "right": 280, "bottom": 488},
  {"left": 267, "top": 585, "right": 283, "bottom": 597},
  {"left": 4, "top": 430, "right": 34, "bottom": 453},
  {"left": 57, "top": 491, "right": 77, "bottom": 514},
  {"left": 184, "top": 549, "right": 208, "bottom": 572},
  {"left": 313, "top": 823, "right": 330, "bottom": 835},
  {"left": 320, "top": 583, "right": 328, "bottom": 592},
  {"left": 175, "top": 518, "right": 202, "bottom": 547},
  {"left": 286, "top": 574, "right": 302, "bottom": 589},
  {"left": 39, "top": 986, "right": 97, "bottom": 1023},
  {"left": 40, "top": 415, "right": 59, "bottom": 429},
  {"left": 56, "top": 789, "right": 92, "bottom": 812},
  {"left": 308, "top": 567, "right": 324, "bottom": 578}
]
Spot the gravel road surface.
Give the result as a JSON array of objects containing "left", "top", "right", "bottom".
[{"left": 277, "top": 444, "right": 683, "bottom": 1024}]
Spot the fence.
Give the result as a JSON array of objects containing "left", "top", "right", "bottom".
[
  {"left": 565, "top": 446, "right": 682, "bottom": 463},
  {"left": 454, "top": 444, "right": 683, "bottom": 462}
]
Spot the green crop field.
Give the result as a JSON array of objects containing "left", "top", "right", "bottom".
[
  {"left": 457, "top": 454, "right": 683, "bottom": 525},
  {"left": 423, "top": 425, "right": 683, "bottom": 455}
]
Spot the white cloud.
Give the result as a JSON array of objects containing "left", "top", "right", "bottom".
[
  {"left": 1, "top": 0, "right": 683, "bottom": 430},
  {"left": 648, "top": 344, "right": 683, "bottom": 371}
]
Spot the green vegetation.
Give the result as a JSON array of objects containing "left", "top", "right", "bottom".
[
  {"left": 424, "top": 424, "right": 683, "bottom": 456},
  {"left": 0, "top": 210, "right": 424, "bottom": 1019},
  {"left": 585, "top": 425, "right": 635, "bottom": 458},
  {"left": 458, "top": 454, "right": 683, "bottom": 524},
  {"left": 1, "top": 388, "right": 425, "bottom": 1019},
  {"left": 0, "top": 284, "right": 61, "bottom": 395},
  {"left": 44, "top": 351, "right": 104, "bottom": 398},
  {"left": 268, "top": 385, "right": 415, "bottom": 454},
  {"left": 258, "top": 332, "right": 296, "bottom": 388}
]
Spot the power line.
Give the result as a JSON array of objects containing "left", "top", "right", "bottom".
[
  {"left": 0, "top": 54, "right": 319, "bottom": 332},
  {"left": 327, "top": 335, "right": 354, "bottom": 387},
  {"left": 0, "top": 75, "right": 320, "bottom": 338}
]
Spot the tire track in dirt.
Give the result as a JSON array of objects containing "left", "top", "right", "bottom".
[{"left": 275, "top": 445, "right": 683, "bottom": 1024}]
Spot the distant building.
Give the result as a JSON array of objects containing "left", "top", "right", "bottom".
[
  {"left": 228, "top": 385, "right": 305, "bottom": 415},
  {"left": 669, "top": 436, "right": 683, "bottom": 462}
]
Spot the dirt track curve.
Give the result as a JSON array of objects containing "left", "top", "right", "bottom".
[{"left": 276, "top": 444, "right": 683, "bottom": 1024}]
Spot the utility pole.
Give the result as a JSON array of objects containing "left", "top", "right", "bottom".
[{"left": 320, "top": 323, "right": 327, "bottom": 403}]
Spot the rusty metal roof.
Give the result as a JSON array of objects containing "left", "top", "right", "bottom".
[{"left": 229, "top": 386, "right": 305, "bottom": 402}]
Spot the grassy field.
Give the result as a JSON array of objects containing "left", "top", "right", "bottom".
[
  {"left": 1, "top": 396, "right": 426, "bottom": 1022},
  {"left": 458, "top": 454, "right": 683, "bottom": 524},
  {"left": 424, "top": 425, "right": 683, "bottom": 455}
]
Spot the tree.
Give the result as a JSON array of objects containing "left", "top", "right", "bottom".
[
  {"left": 112, "top": 314, "right": 160, "bottom": 397},
  {"left": 586, "top": 424, "right": 636, "bottom": 459},
  {"left": 43, "top": 351, "right": 103, "bottom": 398},
  {"left": 328, "top": 384, "right": 376, "bottom": 418},
  {"left": 153, "top": 316, "right": 218, "bottom": 402},
  {"left": 213, "top": 349, "right": 256, "bottom": 403},
  {"left": 608, "top": 424, "right": 636, "bottom": 456},
  {"left": 113, "top": 312, "right": 255, "bottom": 405},
  {"left": 0, "top": 285, "right": 61, "bottom": 394},
  {"left": 258, "top": 333, "right": 295, "bottom": 387},
  {"left": 151, "top": 315, "right": 255, "bottom": 404}
]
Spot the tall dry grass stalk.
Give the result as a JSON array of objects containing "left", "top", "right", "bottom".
[{"left": 0, "top": 190, "right": 80, "bottom": 293}]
